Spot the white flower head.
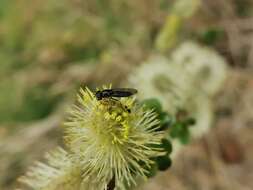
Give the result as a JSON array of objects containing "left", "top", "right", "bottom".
[
  {"left": 18, "top": 147, "right": 82, "bottom": 190},
  {"left": 64, "top": 86, "right": 164, "bottom": 189},
  {"left": 129, "top": 56, "right": 194, "bottom": 114},
  {"left": 171, "top": 41, "right": 228, "bottom": 96},
  {"left": 187, "top": 95, "right": 213, "bottom": 138},
  {"left": 128, "top": 43, "right": 227, "bottom": 159}
]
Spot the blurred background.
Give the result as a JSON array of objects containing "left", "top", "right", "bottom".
[{"left": 0, "top": 0, "right": 252, "bottom": 189}]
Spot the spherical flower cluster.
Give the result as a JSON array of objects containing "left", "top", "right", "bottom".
[
  {"left": 129, "top": 41, "right": 227, "bottom": 158},
  {"left": 64, "top": 87, "right": 165, "bottom": 189},
  {"left": 171, "top": 41, "right": 227, "bottom": 96},
  {"left": 18, "top": 148, "right": 82, "bottom": 190},
  {"left": 129, "top": 56, "right": 193, "bottom": 115},
  {"left": 19, "top": 87, "right": 166, "bottom": 190}
]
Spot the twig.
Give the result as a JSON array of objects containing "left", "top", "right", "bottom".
[{"left": 107, "top": 175, "right": 115, "bottom": 190}]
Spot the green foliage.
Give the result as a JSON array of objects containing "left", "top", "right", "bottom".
[
  {"left": 0, "top": 0, "right": 9, "bottom": 18},
  {"left": 161, "top": 138, "right": 173, "bottom": 155},
  {"left": 141, "top": 97, "right": 197, "bottom": 145},
  {"left": 13, "top": 87, "right": 61, "bottom": 122},
  {"left": 0, "top": 81, "right": 61, "bottom": 123},
  {"left": 141, "top": 98, "right": 172, "bottom": 131},
  {"left": 156, "top": 156, "right": 172, "bottom": 171},
  {"left": 158, "top": 112, "right": 173, "bottom": 130},
  {"left": 199, "top": 28, "right": 224, "bottom": 45},
  {"left": 159, "top": 0, "right": 171, "bottom": 10},
  {"left": 141, "top": 98, "right": 196, "bottom": 174},
  {"left": 234, "top": 0, "right": 253, "bottom": 17},
  {"left": 142, "top": 98, "right": 163, "bottom": 113},
  {"left": 169, "top": 115, "right": 196, "bottom": 144},
  {"left": 145, "top": 163, "right": 158, "bottom": 178},
  {"left": 141, "top": 98, "right": 174, "bottom": 174}
]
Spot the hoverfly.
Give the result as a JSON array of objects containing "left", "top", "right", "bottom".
[
  {"left": 95, "top": 88, "right": 138, "bottom": 113},
  {"left": 95, "top": 88, "right": 137, "bottom": 100}
]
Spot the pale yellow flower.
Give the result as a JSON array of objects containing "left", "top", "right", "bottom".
[
  {"left": 19, "top": 86, "right": 166, "bottom": 190},
  {"left": 64, "top": 87, "right": 165, "bottom": 189},
  {"left": 18, "top": 147, "right": 82, "bottom": 190}
]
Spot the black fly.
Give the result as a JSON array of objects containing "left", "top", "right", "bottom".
[
  {"left": 95, "top": 88, "right": 137, "bottom": 100},
  {"left": 95, "top": 88, "right": 137, "bottom": 113}
]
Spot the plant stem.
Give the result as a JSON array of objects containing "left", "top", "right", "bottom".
[{"left": 107, "top": 175, "right": 115, "bottom": 190}]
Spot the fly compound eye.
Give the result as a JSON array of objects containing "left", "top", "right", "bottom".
[{"left": 95, "top": 91, "right": 102, "bottom": 100}]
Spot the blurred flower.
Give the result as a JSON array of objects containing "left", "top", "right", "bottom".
[
  {"left": 130, "top": 41, "right": 227, "bottom": 113},
  {"left": 129, "top": 56, "right": 193, "bottom": 115},
  {"left": 129, "top": 41, "right": 227, "bottom": 158},
  {"left": 18, "top": 147, "right": 82, "bottom": 190},
  {"left": 64, "top": 87, "right": 165, "bottom": 189},
  {"left": 171, "top": 0, "right": 201, "bottom": 19},
  {"left": 187, "top": 95, "right": 213, "bottom": 139},
  {"left": 155, "top": 0, "right": 201, "bottom": 52},
  {"left": 171, "top": 41, "right": 228, "bottom": 96},
  {"left": 168, "top": 95, "right": 213, "bottom": 159}
]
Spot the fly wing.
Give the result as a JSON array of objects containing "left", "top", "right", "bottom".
[{"left": 111, "top": 88, "right": 137, "bottom": 97}]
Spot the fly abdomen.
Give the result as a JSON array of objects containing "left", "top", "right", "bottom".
[
  {"left": 95, "top": 88, "right": 137, "bottom": 100},
  {"left": 110, "top": 88, "right": 137, "bottom": 97}
]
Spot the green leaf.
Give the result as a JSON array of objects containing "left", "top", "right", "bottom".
[
  {"left": 200, "top": 28, "right": 224, "bottom": 45},
  {"left": 161, "top": 138, "right": 172, "bottom": 155},
  {"left": 184, "top": 117, "right": 196, "bottom": 126},
  {"left": 169, "top": 123, "right": 183, "bottom": 138},
  {"left": 141, "top": 98, "right": 162, "bottom": 114},
  {"left": 158, "top": 111, "right": 172, "bottom": 130},
  {"left": 156, "top": 156, "right": 172, "bottom": 171},
  {"left": 145, "top": 163, "right": 158, "bottom": 178},
  {"left": 179, "top": 125, "right": 190, "bottom": 144},
  {"left": 169, "top": 120, "right": 191, "bottom": 144}
]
